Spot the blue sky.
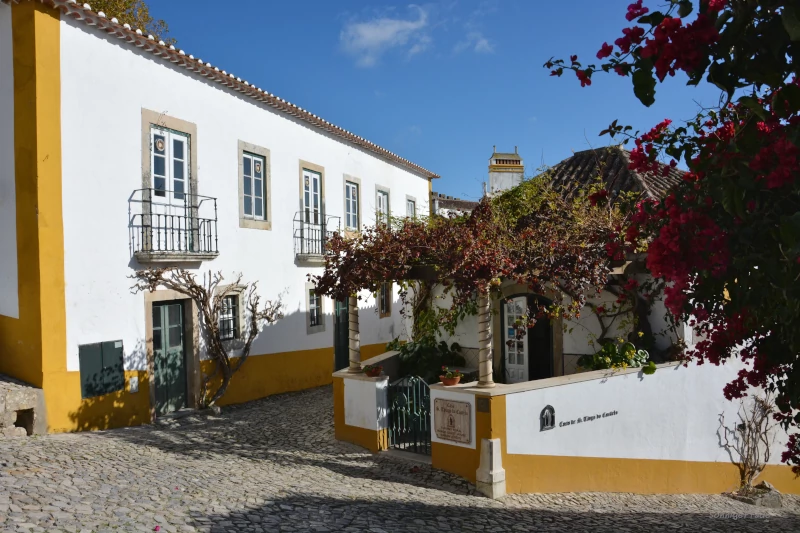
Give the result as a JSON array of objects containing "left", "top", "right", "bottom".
[{"left": 151, "top": 0, "right": 723, "bottom": 201}]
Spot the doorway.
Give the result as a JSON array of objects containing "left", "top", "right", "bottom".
[
  {"left": 152, "top": 301, "right": 187, "bottom": 415},
  {"left": 502, "top": 294, "right": 553, "bottom": 384},
  {"left": 334, "top": 299, "right": 349, "bottom": 371}
]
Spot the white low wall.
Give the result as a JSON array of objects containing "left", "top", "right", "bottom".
[
  {"left": 343, "top": 375, "right": 388, "bottom": 431},
  {"left": 505, "top": 361, "right": 788, "bottom": 464}
]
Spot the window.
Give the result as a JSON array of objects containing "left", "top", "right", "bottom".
[
  {"left": 345, "top": 181, "right": 359, "bottom": 230},
  {"left": 151, "top": 127, "right": 189, "bottom": 202},
  {"left": 238, "top": 141, "right": 271, "bottom": 230},
  {"left": 309, "top": 289, "right": 322, "bottom": 327},
  {"left": 303, "top": 169, "right": 322, "bottom": 225},
  {"left": 406, "top": 198, "right": 416, "bottom": 218},
  {"left": 379, "top": 282, "right": 392, "bottom": 318},
  {"left": 242, "top": 153, "right": 266, "bottom": 221},
  {"left": 78, "top": 340, "right": 125, "bottom": 399},
  {"left": 219, "top": 295, "right": 238, "bottom": 340},
  {"left": 376, "top": 189, "right": 389, "bottom": 225}
]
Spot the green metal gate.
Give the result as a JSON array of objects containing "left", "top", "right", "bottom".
[{"left": 387, "top": 376, "right": 431, "bottom": 455}]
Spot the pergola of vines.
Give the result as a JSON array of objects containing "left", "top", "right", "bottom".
[{"left": 312, "top": 177, "right": 648, "bottom": 384}]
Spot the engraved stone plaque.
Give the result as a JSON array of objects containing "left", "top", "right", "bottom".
[{"left": 434, "top": 398, "right": 471, "bottom": 444}]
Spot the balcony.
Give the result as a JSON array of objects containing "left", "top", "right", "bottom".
[
  {"left": 129, "top": 188, "right": 219, "bottom": 263},
  {"left": 293, "top": 212, "right": 340, "bottom": 265}
]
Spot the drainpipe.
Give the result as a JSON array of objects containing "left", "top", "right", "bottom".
[
  {"left": 477, "top": 287, "right": 495, "bottom": 387},
  {"left": 348, "top": 295, "right": 361, "bottom": 372}
]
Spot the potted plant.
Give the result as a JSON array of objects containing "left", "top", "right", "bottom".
[
  {"left": 439, "top": 366, "right": 463, "bottom": 386},
  {"left": 363, "top": 364, "right": 383, "bottom": 377}
]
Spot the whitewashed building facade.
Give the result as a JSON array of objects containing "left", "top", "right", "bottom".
[{"left": 0, "top": 0, "right": 435, "bottom": 431}]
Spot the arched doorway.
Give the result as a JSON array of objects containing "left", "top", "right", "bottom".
[{"left": 501, "top": 294, "right": 554, "bottom": 384}]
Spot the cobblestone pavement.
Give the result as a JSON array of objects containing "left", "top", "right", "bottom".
[{"left": 1, "top": 386, "right": 798, "bottom": 533}]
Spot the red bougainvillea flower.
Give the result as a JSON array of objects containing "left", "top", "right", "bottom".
[
  {"left": 570, "top": 54, "right": 578, "bottom": 63},
  {"left": 576, "top": 69, "right": 592, "bottom": 87},
  {"left": 706, "top": 0, "right": 727, "bottom": 14},
  {"left": 588, "top": 189, "right": 609, "bottom": 206},
  {"left": 597, "top": 42, "right": 613, "bottom": 59},
  {"left": 626, "top": 0, "right": 649, "bottom": 21}
]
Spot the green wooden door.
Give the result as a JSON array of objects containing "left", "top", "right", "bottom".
[
  {"left": 334, "top": 299, "right": 349, "bottom": 371},
  {"left": 153, "top": 302, "right": 187, "bottom": 415}
]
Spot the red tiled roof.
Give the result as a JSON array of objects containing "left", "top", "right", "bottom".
[{"left": 3, "top": 0, "right": 440, "bottom": 179}]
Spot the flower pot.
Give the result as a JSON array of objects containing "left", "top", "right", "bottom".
[
  {"left": 364, "top": 369, "right": 382, "bottom": 377},
  {"left": 440, "top": 375, "right": 461, "bottom": 386}
]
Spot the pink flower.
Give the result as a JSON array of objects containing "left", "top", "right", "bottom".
[{"left": 154, "top": 527, "right": 161, "bottom": 532}]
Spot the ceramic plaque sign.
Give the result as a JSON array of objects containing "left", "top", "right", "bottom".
[{"left": 434, "top": 398, "right": 471, "bottom": 444}]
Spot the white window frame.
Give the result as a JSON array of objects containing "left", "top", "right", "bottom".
[
  {"left": 150, "top": 126, "right": 189, "bottom": 204},
  {"left": 306, "top": 282, "right": 325, "bottom": 334},
  {"left": 376, "top": 187, "right": 390, "bottom": 226},
  {"left": 406, "top": 198, "right": 416, "bottom": 218},
  {"left": 242, "top": 152, "right": 266, "bottom": 221},
  {"left": 345, "top": 181, "right": 360, "bottom": 231},
  {"left": 303, "top": 169, "right": 322, "bottom": 225},
  {"left": 238, "top": 141, "right": 271, "bottom": 230}
]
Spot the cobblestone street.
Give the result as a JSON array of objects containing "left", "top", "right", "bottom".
[{"left": 0, "top": 386, "right": 798, "bottom": 533}]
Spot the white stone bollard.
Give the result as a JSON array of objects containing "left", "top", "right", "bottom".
[{"left": 476, "top": 438, "right": 506, "bottom": 499}]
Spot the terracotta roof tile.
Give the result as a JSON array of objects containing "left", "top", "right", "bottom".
[
  {"left": 545, "top": 146, "right": 683, "bottom": 200},
  {"left": 3, "top": 0, "right": 440, "bottom": 179}
]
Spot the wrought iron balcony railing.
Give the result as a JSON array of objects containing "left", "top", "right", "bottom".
[
  {"left": 129, "top": 188, "right": 219, "bottom": 263},
  {"left": 293, "top": 212, "right": 340, "bottom": 263}
]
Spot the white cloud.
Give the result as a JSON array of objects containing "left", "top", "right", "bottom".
[
  {"left": 340, "top": 6, "right": 431, "bottom": 67},
  {"left": 454, "top": 31, "right": 494, "bottom": 54}
]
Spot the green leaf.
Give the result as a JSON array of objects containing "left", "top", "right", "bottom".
[
  {"left": 779, "top": 213, "right": 800, "bottom": 248},
  {"left": 677, "top": 1, "right": 693, "bottom": 18},
  {"left": 632, "top": 68, "right": 657, "bottom": 107},
  {"left": 642, "top": 361, "right": 657, "bottom": 375},
  {"left": 738, "top": 95, "right": 769, "bottom": 121},
  {"left": 782, "top": 4, "right": 800, "bottom": 41},
  {"left": 638, "top": 11, "right": 665, "bottom": 27}
]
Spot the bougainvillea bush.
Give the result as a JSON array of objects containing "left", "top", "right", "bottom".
[{"left": 547, "top": 0, "right": 800, "bottom": 471}]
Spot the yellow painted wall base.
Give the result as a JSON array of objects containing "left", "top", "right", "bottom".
[
  {"left": 332, "top": 377, "right": 388, "bottom": 453},
  {"left": 502, "top": 454, "right": 800, "bottom": 495},
  {"left": 52, "top": 371, "right": 151, "bottom": 432},
  {"left": 45, "top": 343, "right": 386, "bottom": 432}
]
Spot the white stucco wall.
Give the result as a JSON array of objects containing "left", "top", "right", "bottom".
[
  {"left": 59, "top": 20, "right": 428, "bottom": 371},
  {"left": 0, "top": 3, "right": 19, "bottom": 319},
  {"left": 506, "top": 360, "right": 789, "bottom": 464},
  {"left": 343, "top": 376, "right": 388, "bottom": 431}
]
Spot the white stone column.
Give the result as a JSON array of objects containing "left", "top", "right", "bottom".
[
  {"left": 477, "top": 288, "right": 495, "bottom": 388},
  {"left": 476, "top": 438, "right": 506, "bottom": 499},
  {"left": 348, "top": 295, "right": 361, "bottom": 373}
]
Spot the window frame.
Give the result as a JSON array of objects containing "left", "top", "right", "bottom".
[
  {"left": 141, "top": 109, "right": 197, "bottom": 198},
  {"left": 306, "top": 282, "right": 326, "bottom": 334},
  {"left": 379, "top": 281, "right": 392, "bottom": 318},
  {"left": 238, "top": 140, "right": 272, "bottom": 230},
  {"left": 343, "top": 175, "right": 362, "bottom": 232},
  {"left": 219, "top": 294, "right": 239, "bottom": 341},
  {"left": 406, "top": 195, "right": 417, "bottom": 218},
  {"left": 375, "top": 186, "right": 390, "bottom": 226}
]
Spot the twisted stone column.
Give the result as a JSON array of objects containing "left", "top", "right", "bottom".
[
  {"left": 477, "top": 288, "right": 495, "bottom": 388},
  {"left": 348, "top": 295, "right": 362, "bottom": 372}
]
